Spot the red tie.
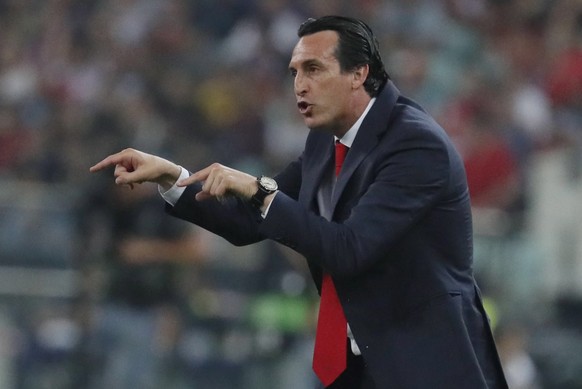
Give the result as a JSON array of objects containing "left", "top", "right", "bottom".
[{"left": 313, "top": 141, "right": 349, "bottom": 387}]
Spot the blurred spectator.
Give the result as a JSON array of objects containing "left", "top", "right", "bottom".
[
  {"left": 77, "top": 181, "right": 205, "bottom": 389},
  {"left": 546, "top": 12, "right": 582, "bottom": 109},
  {"left": 496, "top": 322, "right": 541, "bottom": 389},
  {"left": 0, "top": 108, "right": 31, "bottom": 176},
  {"left": 439, "top": 75, "right": 524, "bottom": 236},
  {"left": 546, "top": 8, "right": 582, "bottom": 179}
]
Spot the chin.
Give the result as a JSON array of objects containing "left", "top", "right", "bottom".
[
  {"left": 306, "top": 122, "right": 336, "bottom": 135},
  {"left": 304, "top": 117, "right": 329, "bottom": 132}
]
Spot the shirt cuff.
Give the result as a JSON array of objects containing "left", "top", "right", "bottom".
[
  {"left": 260, "top": 191, "right": 278, "bottom": 218},
  {"left": 159, "top": 166, "right": 189, "bottom": 206}
]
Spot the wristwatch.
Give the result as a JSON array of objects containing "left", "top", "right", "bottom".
[{"left": 250, "top": 176, "right": 278, "bottom": 208}]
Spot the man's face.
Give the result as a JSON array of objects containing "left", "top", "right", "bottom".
[{"left": 289, "top": 30, "right": 356, "bottom": 134}]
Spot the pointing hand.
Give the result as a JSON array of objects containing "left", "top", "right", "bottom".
[{"left": 90, "top": 148, "right": 181, "bottom": 190}]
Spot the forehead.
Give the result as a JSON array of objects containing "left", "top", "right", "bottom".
[{"left": 289, "top": 30, "right": 340, "bottom": 67}]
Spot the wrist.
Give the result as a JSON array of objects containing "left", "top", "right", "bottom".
[{"left": 158, "top": 164, "right": 182, "bottom": 191}]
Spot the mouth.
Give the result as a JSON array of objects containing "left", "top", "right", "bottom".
[{"left": 297, "top": 101, "right": 312, "bottom": 115}]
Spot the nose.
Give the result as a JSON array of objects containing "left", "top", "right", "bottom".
[{"left": 294, "top": 72, "right": 307, "bottom": 96}]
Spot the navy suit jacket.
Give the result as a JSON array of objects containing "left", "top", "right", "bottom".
[{"left": 167, "top": 81, "right": 508, "bottom": 388}]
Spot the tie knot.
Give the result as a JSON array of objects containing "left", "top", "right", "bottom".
[{"left": 335, "top": 141, "right": 349, "bottom": 176}]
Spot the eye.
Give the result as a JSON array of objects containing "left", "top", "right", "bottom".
[
  {"left": 289, "top": 69, "right": 297, "bottom": 78},
  {"left": 308, "top": 65, "right": 319, "bottom": 73}
]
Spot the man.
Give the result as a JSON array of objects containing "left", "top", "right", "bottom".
[
  {"left": 78, "top": 182, "right": 199, "bottom": 389},
  {"left": 91, "top": 15, "right": 508, "bottom": 389}
]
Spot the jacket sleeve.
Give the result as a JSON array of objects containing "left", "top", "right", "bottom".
[
  {"left": 166, "top": 154, "right": 304, "bottom": 247},
  {"left": 166, "top": 183, "right": 263, "bottom": 246}
]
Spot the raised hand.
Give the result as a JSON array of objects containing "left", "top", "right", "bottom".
[{"left": 89, "top": 148, "right": 182, "bottom": 190}]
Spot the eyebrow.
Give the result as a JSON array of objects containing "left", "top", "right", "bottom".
[{"left": 288, "top": 58, "right": 323, "bottom": 71}]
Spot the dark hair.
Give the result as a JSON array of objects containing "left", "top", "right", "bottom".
[{"left": 297, "top": 15, "right": 389, "bottom": 97}]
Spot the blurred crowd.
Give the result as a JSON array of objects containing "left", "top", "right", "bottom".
[{"left": 1, "top": 0, "right": 582, "bottom": 388}]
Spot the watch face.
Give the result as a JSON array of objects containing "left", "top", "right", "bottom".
[{"left": 259, "top": 176, "right": 278, "bottom": 191}]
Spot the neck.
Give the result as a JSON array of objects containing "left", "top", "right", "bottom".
[{"left": 334, "top": 92, "right": 372, "bottom": 138}]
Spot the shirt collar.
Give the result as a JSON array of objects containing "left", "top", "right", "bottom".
[{"left": 335, "top": 97, "right": 376, "bottom": 148}]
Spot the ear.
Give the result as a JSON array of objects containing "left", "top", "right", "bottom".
[{"left": 352, "top": 64, "right": 369, "bottom": 89}]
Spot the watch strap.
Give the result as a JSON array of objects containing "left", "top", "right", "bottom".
[{"left": 250, "top": 176, "right": 276, "bottom": 208}]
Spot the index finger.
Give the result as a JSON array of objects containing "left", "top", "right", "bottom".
[
  {"left": 177, "top": 165, "right": 213, "bottom": 187},
  {"left": 89, "top": 153, "right": 125, "bottom": 172}
]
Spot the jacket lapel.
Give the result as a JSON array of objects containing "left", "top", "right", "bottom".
[
  {"left": 299, "top": 132, "right": 334, "bottom": 211},
  {"left": 330, "top": 81, "right": 400, "bottom": 214}
]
